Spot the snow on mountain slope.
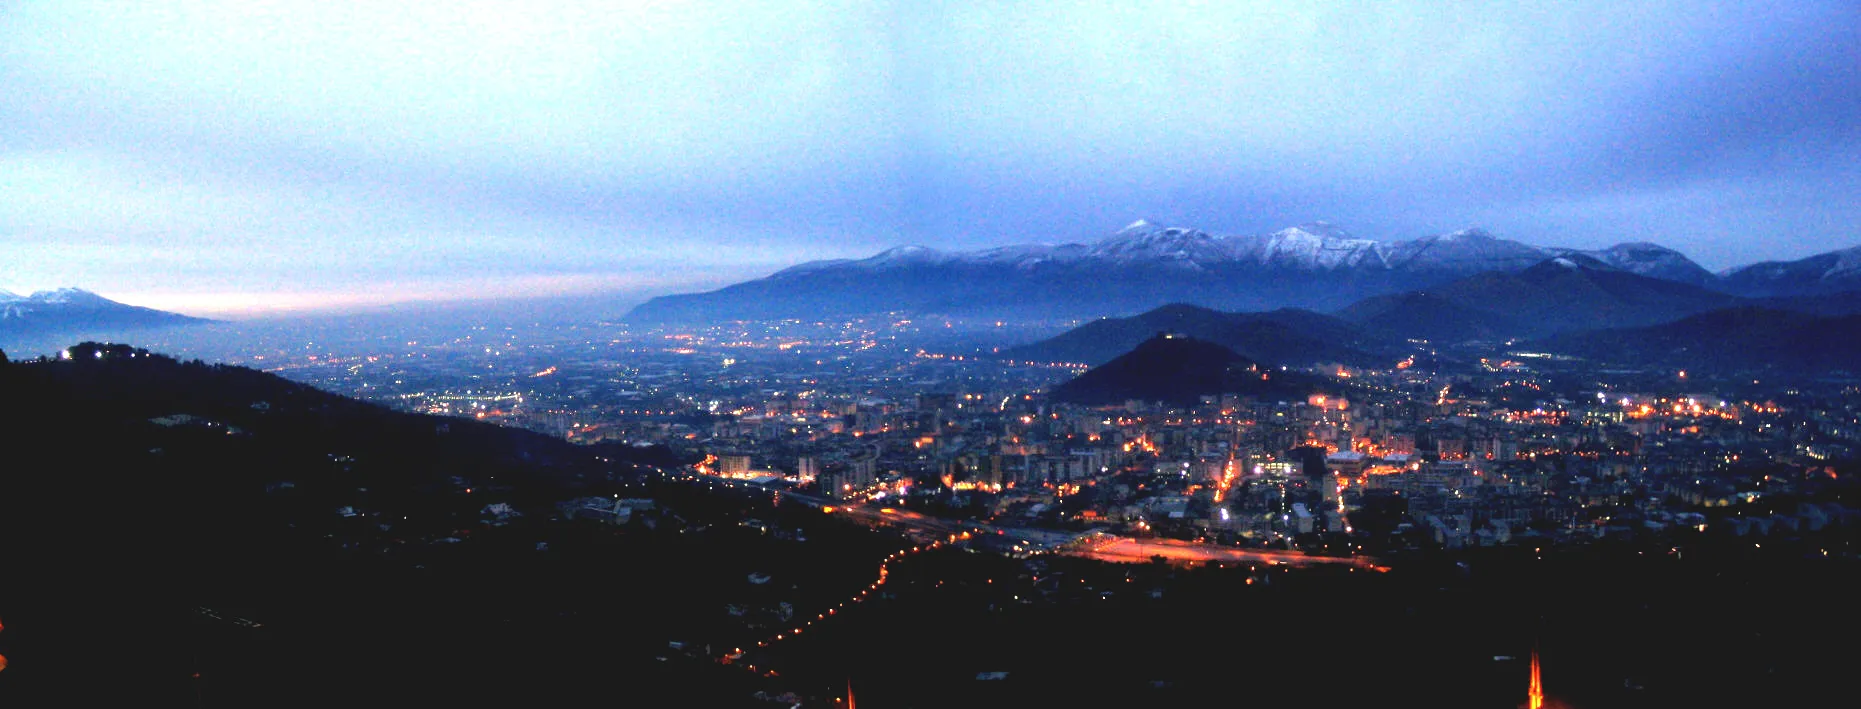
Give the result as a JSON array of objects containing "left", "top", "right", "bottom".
[
  {"left": 1719, "top": 244, "right": 1861, "bottom": 296},
  {"left": 1254, "top": 223, "right": 1385, "bottom": 269},
  {"left": 1378, "top": 228, "right": 1548, "bottom": 272},
  {"left": 1547, "top": 242, "right": 1717, "bottom": 286},
  {"left": 29, "top": 288, "right": 113, "bottom": 306},
  {"left": 1087, "top": 221, "right": 1236, "bottom": 266},
  {"left": 0, "top": 288, "right": 207, "bottom": 330},
  {"left": 1831, "top": 245, "right": 1861, "bottom": 279},
  {"left": 863, "top": 245, "right": 954, "bottom": 268},
  {"left": 1, "top": 288, "right": 112, "bottom": 314},
  {"left": 967, "top": 243, "right": 1081, "bottom": 268},
  {"left": 772, "top": 221, "right": 1584, "bottom": 276},
  {"left": 624, "top": 219, "right": 1764, "bottom": 324}
]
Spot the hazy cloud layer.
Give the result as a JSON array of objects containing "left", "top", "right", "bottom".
[{"left": 2, "top": 1, "right": 1856, "bottom": 315}]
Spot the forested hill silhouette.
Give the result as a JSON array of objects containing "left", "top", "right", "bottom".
[
  {"left": 0, "top": 342, "right": 686, "bottom": 477},
  {"left": 0, "top": 343, "right": 695, "bottom": 705},
  {"left": 1004, "top": 303, "right": 1395, "bottom": 368},
  {"left": 1049, "top": 334, "right": 1329, "bottom": 407}
]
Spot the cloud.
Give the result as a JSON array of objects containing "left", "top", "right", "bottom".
[{"left": 1, "top": 0, "right": 1856, "bottom": 308}]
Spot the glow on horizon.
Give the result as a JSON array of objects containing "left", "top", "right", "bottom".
[{"left": 77, "top": 270, "right": 764, "bottom": 320}]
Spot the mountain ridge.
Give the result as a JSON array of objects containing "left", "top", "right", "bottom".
[
  {"left": 627, "top": 220, "right": 1791, "bottom": 324},
  {"left": 1719, "top": 245, "right": 1861, "bottom": 297},
  {"left": 1531, "top": 306, "right": 1861, "bottom": 375},
  {"left": 1336, "top": 255, "right": 1743, "bottom": 341},
  {"left": 1003, "top": 303, "right": 1397, "bottom": 369},
  {"left": 0, "top": 287, "right": 210, "bottom": 341},
  {"left": 1048, "top": 334, "right": 1329, "bottom": 407}
]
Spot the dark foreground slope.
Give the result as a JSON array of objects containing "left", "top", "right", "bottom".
[{"left": 0, "top": 345, "right": 877, "bottom": 708}]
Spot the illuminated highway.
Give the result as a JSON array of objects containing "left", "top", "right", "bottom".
[
  {"left": 719, "top": 525, "right": 973, "bottom": 707},
  {"left": 821, "top": 502, "right": 966, "bottom": 536},
  {"left": 1066, "top": 536, "right": 1385, "bottom": 569}
]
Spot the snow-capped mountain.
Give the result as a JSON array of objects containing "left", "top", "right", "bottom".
[
  {"left": 1546, "top": 242, "right": 1717, "bottom": 287},
  {"left": 1380, "top": 228, "right": 1551, "bottom": 273},
  {"left": 1081, "top": 221, "right": 1390, "bottom": 271},
  {"left": 0, "top": 288, "right": 208, "bottom": 342},
  {"left": 1719, "top": 245, "right": 1861, "bottom": 297},
  {"left": 624, "top": 221, "right": 1829, "bottom": 324},
  {"left": 1251, "top": 223, "right": 1385, "bottom": 269},
  {"left": 771, "top": 221, "right": 1550, "bottom": 276},
  {"left": 1, "top": 287, "right": 119, "bottom": 311}
]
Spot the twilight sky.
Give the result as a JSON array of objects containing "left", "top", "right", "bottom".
[{"left": 2, "top": 1, "right": 1857, "bottom": 317}]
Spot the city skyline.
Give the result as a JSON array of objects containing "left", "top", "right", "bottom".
[{"left": 2, "top": 1, "right": 1857, "bottom": 317}]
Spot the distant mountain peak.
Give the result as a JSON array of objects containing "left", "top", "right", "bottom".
[
  {"left": 1118, "top": 218, "right": 1158, "bottom": 234},
  {"left": 874, "top": 244, "right": 939, "bottom": 258},
  {"left": 1278, "top": 221, "right": 1356, "bottom": 240},
  {"left": 1147, "top": 302, "right": 1213, "bottom": 317},
  {"left": 1, "top": 287, "right": 104, "bottom": 303},
  {"left": 1516, "top": 254, "right": 1636, "bottom": 284},
  {"left": 1545, "top": 242, "right": 1716, "bottom": 287},
  {"left": 0, "top": 288, "right": 207, "bottom": 336},
  {"left": 1090, "top": 223, "right": 1225, "bottom": 265},
  {"left": 1603, "top": 241, "right": 1676, "bottom": 252},
  {"left": 1433, "top": 227, "right": 1497, "bottom": 242},
  {"left": 1532, "top": 253, "right": 1614, "bottom": 272},
  {"left": 1099, "top": 222, "right": 1208, "bottom": 241},
  {"left": 1727, "top": 244, "right": 1861, "bottom": 286},
  {"left": 864, "top": 244, "right": 950, "bottom": 267},
  {"left": 29, "top": 287, "right": 109, "bottom": 305}
]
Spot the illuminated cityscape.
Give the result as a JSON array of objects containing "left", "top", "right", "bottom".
[
  {"left": 3, "top": 2, "right": 1858, "bottom": 707},
  {"left": 24, "top": 307, "right": 1837, "bottom": 706}
]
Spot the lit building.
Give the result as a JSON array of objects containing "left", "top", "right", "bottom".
[{"left": 718, "top": 455, "right": 752, "bottom": 476}]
